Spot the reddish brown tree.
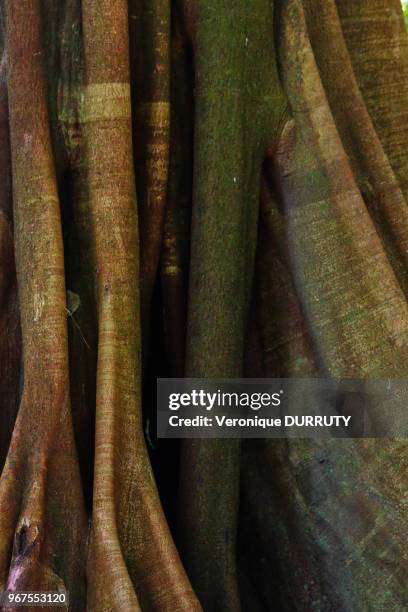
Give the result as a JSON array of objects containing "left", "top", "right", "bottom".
[{"left": 1, "top": 0, "right": 408, "bottom": 610}]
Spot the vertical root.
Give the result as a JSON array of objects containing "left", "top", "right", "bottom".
[
  {"left": 0, "top": 1, "right": 88, "bottom": 606},
  {"left": 81, "top": 1, "right": 200, "bottom": 609}
]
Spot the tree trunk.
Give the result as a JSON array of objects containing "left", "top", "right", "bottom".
[{"left": 0, "top": 0, "right": 408, "bottom": 610}]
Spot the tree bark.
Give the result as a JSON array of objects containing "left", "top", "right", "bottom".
[{"left": 0, "top": 0, "right": 408, "bottom": 610}]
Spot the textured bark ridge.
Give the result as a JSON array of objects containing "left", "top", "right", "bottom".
[{"left": 0, "top": 0, "right": 408, "bottom": 610}]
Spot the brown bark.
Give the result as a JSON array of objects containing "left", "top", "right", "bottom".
[
  {"left": 0, "top": 1, "right": 87, "bottom": 607},
  {"left": 238, "top": 2, "right": 408, "bottom": 609},
  {"left": 0, "top": 48, "right": 20, "bottom": 473},
  {"left": 160, "top": 14, "right": 194, "bottom": 377},
  {"left": 81, "top": 1, "right": 199, "bottom": 609},
  {"left": 337, "top": 0, "right": 408, "bottom": 198},
  {"left": 130, "top": 0, "right": 171, "bottom": 354},
  {"left": 0, "top": 1, "right": 408, "bottom": 611},
  {"left": 177, "top": 2, "right": 287, "bottom": 610}
]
